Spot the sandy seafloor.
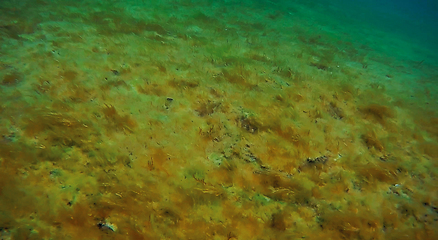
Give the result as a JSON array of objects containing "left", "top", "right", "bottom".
[{"left": 1, "top": 0, "right": 437, "bottom": 239}]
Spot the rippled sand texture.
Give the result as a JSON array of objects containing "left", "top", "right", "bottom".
[{"left": 1, "top": 0, "right": 437, "bottom": 239}]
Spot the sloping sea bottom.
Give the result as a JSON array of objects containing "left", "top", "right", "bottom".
[{"left": 0, "top": 0, "right": 437, "bottom": 239}]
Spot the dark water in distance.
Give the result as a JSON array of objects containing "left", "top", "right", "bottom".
[
  {"left": 323, "top": 0, "right": 438, "bottom": 56},
  {"left": 264, "top": 0, "right": 438, "bottom": 61}
]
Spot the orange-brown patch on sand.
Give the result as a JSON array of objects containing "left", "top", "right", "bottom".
[
  {"left": 360, "top": 104, "right": 395, "bottom": 126},
  {"left": 102, "top": 104, "right": 137, "bottom": 133},
  {"left": 137, "top": 82, "right": 168, "bottom": 96},
  {"left": 357, "top": 162, "right": 398, "bottom": 184},
  {"left": 319, "top": 211, "right": 382, "bottom": 239},
  {"left": 54, "top": 203, "right": 103, "bottom": 239},
  {"left": 420, "top": 142, "right": 438, "bottom": 159},
  {"left": 147, "top": 148, "right": 170, "bottom": 175},
  {"left": 361, "top": 131, "right": 385, "bottom": 152}
]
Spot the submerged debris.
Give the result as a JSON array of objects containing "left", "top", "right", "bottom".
[
  {"left": 97, "top": 221, "right": 117, "bottom": 232},
  {"left": 306, "top": 155, "right": 328, "bottom": 164}
]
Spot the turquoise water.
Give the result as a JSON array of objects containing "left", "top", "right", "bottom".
[{"left": 321, "top": 0, "right": 438, "bottom": 59}]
